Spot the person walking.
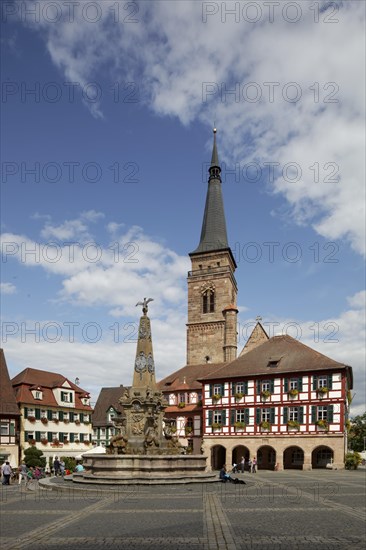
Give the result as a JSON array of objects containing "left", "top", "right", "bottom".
[
  {"left": 252, "top": 457, "right": 257, "bottom": 473},
  {"left": 59, "top": 460, "right": 65, "bottom": 477},
  {"left": 240, "top": 456, "right": 245, "bottom": 474},
  {"left": 2, "top": 462, "right": 12, "bottom": 485},
  {"left": 18, "top": 461, "right": 27, "bottom": 485}
]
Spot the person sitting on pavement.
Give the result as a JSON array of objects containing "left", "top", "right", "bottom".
[
  {"left": 75, "top": 463, "right": 85, "bottom": 472},
  {"left": 219, "top": 464, "right": 246, "bottom": 484}
]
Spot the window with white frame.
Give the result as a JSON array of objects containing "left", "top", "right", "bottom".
[
  {"left": 261, "top": 409, "right": 271, "bottom": 422},
  {"left": 1, "top": 423, "right": 9, "bottom": 436},
  {"left": 61, "top": 391, "right": 73, "bottom": 402},
  {"left": 289, "top": 407, "right": 299, "bottom": 421},
  {"left": 213, "top": 411, "right": 223, "bottom": 424},
  {"left": 318, "top": 406, "right": 328, "bottom": 420},
  {"left": 262, "top": 381, "right": 270, "bottom": 392},
  {"left": 35, "top": 391, "right": 42, "bottom": 400},
  {"left": 318, "top": 376, "right": 328, "bottom": 388},
  {"left": 236, "top": 382, "right": 244, "bottom": 394},
  {"left": 289, "top": 379, "right": 298, "bottom": 390},
  {"left": 40, "top": 431, "right": 46, "bottom": 439},
  {"left": 27, "top": 408, "right": 35, "bottom": 417},
  {"left": 236, "top": 409, "right": 247, "bottom": 423},
  {"left": 213, "top": 384, "right": 223, "bottom": 396}
]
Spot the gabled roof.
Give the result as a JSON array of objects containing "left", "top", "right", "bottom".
[
  {"left": 11, "top": 367, "right": 92, "bottom": 410},
  {"left": 92, "top": 386, "right": 126, "bottom": 427},
  {"left": 0, "top": 349, "right": 20, "bottom": 417},
  {"left": 200, "top": 335, "right": 352, "bottom": 385},
  {"left": 239, "top": 321, "right": 269, "bottom": 356},
  {"left": 158, "top": 362, "right": 227, "bottom": 392}
]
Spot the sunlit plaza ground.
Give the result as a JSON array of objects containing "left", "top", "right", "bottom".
[{"left": 1, "top": 469, "right": 365, "bottom": 549}]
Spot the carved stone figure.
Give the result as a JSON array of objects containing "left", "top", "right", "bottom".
[{"left": 136, "top": 297, "right": 153, "bottom": 315}]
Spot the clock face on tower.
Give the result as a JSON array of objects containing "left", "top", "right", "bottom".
[{"left": 135, "top": 352, "right": 147, "bottom": 374}]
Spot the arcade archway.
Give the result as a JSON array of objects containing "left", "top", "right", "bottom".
[
  {"left": 232, "top": 445, "right": 250, "bottom": 470},
  {"left": 284, "top": 446, "right": 304, "bottom": 469},
  {"left": 257, "top": 445, "right": 276, "bottom": 470},
  {"left": 211, "top": 445, "right": 226, "bottom": 470},
  {"left": 312, "top": 446, "right": 334, "bottom": 469}
]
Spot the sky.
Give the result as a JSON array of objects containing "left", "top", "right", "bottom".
[{"left": 1, "top": 0, "right": 365, "bottom": 415}]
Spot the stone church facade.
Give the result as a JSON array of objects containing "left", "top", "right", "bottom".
[{"left": 159, "top": 129, "right": 353, "bottom": 470}]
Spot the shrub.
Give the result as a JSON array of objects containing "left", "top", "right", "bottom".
[
  {"left": 345, "top": 452, "right": 362, "bottom": 470},
  {"left": 24, "top": 446, "right": 46, "bottom": 468}
]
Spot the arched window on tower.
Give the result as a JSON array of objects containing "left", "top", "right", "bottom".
[{"left": 202, "top": 289, "right": 215, "bottom": 313}]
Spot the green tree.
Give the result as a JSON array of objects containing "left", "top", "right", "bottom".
[
  {"left": 348, "top": 412, "right": 366, "bottom": 452},
  {"left": 23, "top": 446, "right": 46, "bottom": 468}
]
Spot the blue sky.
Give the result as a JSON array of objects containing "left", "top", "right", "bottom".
[{"left": 1, "top": 0, "right": 365, "bottom": 414}]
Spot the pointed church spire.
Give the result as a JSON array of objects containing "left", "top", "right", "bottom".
[{"left": 191, "top": 128, "right": 229, "bottom": 254}]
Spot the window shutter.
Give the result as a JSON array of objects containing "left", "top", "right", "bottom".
[
  {"left": 270, "top": 380, "right": 275, "bottom": 393},
  {"left": 47, "top": 410, "right": 53, "bottom": 420},
  {"left": 221, "top": 410, "right": 226, "bottom": 424},
  {"left": 70, "top": 433, "right": 74, "bottom": 443},
  {"left": 256, "top": 408, "right": 261, "bottom": 424},
  {"left": 230, "top": 382, "right": 234, "bottom": 395},
  {"left": 59, "top": 432, "right": 64, "bottom": 441},
  {"left": 70, "top": 412, "right": 74, "bottom": 422},
  {"left": 327, "top": 375, "right": 333, "bottom": 389},
  {"left": 24, "top": 407, "right": 28, "bottom": 418},
  {"left": 47, "top": 432, "right": 53, "bottom": 442},
  {"left": 221, "top": 384, "right": 225, "bottom": 396},
  {"left": 80, "top": 433, "right": 84, "bottom": 442},
  {"left": 311, "top": 406, "right": 317, "bottom": 423},
  {"left": 283, "top": 407, "right": 288, "bottom": 424},
  {"left": 209, "top": 385, "right": 213, "bottom": 398},
  {"left": 244, "top": 381, "right": 248, "bottom": 395},
  {"left": 230, "top": 409, "right": 236, "bottom": 425},
  {"left": 59, "top": 411, "right": 64, "bottom": 421},
  {"left": 256, "top": 380, "right": 261, "bottom": 394},
  {"left": 208, "top": 411, "right": 213, "bottom": 426},
  {"left": 244, "top": 408, "right": 250, "bottom": 424},
  {"left": 270, "top": 408, "right": 275, "bottom": 423},
  {"left": 327, "top": 405, "right": 334, "bottom": 423},
  {"left": 24, "top": 431, "right": 29, "bottom": 441},
  {"left": 80, "top": 413, "right": 84, "bottom": 422},
  {"left": 70, "top": 393, "right": 73, "bottom": 402},
  {"left": 284, "top": 378, "right": 288, "bottom": 392},
  {"left": 299, "top": 407, "right": 304, "bottom": 424},
  {"left": 35, "top": 431, "right": 41, "bottom": 442},
  {"left": 313, "top": 376, "right": 318, "bottom": 390},
  {"left": 61, "top": 391, "right": 65, "bottom": 401},
  {"left": 298, "top": 377, "right": 303, "bottom": 391},
  {"left": 35, "top": 408, "right": 41, "bottom": 420}
]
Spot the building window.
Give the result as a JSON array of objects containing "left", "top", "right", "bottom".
[
  {"left": 318, "top": 376, "right": 328, "bottom": 389},
  {"left": 213, "top": 384, "right": 223, "bottom": 396},
  {"left": 61, "top": 391, "right": 73, "bottom": 403},
  {"left": 317, "top": 406, "right": 328, "bottom": 421},
  {"left": 213, "top": 411, "right": 223, "bottom": 424},
  {"left": 261, "top": 409, "right": 271, "bottom": 422},
  {"left": 289, "top": 379, "right": 298, "bottom": 390},
  {"left": 262, "top": 381, "right": 270, "bottom": 392},
  {"left": 202, "top": 289, "right": 215, "bottom": 314},
  {"left": 289, "top": 407, "right": 299, "bottom": 421},
  {"left": 0, "top": 423, "right": 9, "bottom": 436},
  {"left": 35, "top": 391, "right": 42, "bottom": 400},
  {"left": 236, "top": 409, "right": 248, "bottom": 423}
]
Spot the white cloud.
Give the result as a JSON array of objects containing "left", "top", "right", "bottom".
[
  {"left": 18, "top": 0, "right": 365, "bottom": 256},
  {"left": 0, "top": 282, "right": 17, "bottom": 295}
]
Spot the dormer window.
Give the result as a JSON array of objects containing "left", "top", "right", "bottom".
[
  {"left": 35, "top": 391, "right": 42, "bottom": 400},
  {"left": 61, "top": 391, "right": 73, "bottom": 403}
]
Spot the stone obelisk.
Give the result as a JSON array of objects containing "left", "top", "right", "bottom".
[{"left": 132, "top": 298, "right": 157, "bottom": 389}]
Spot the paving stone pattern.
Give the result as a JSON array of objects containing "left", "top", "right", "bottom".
[{"left": 0, "top": 470, "right": 365, "bottom": 549}]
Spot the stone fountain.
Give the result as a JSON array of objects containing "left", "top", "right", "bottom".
[{"left": 73, "top": 299, "right": 216, "bottom": 484}]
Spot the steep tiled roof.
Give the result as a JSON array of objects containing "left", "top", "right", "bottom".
[
  {"left": 92, "top": 386, "right": 125, "bottom": 427},
  {"left": 200, "top": 335, "right": 352, "bottom": 384},
  {"left": 0, "top": 349, "right": 20, "bottom": 416},
  {"left": 11, "top": 367, "right": 92, "bottom": 410},
  {"left": 158, "top": 362, "right": 227, "bottom": 392},
  {"left": 239, "top": 321, "right": 269, "bottom": 356}
]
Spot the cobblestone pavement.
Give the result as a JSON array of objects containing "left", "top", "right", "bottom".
[{"left": 1, "top": 470, "right": 365, "bottom": 549}]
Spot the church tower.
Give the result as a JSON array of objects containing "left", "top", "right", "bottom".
[{"left": 187, "top": 129, "right": 238, "bottom": 365}]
